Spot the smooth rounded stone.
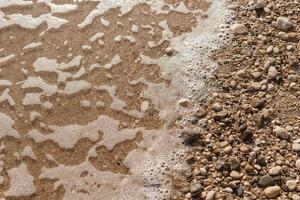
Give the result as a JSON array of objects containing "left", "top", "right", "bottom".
[
  {"left": 269, "top": 166, "right": 282, "bottom": 176},
  {"left": 263, "top": 186, "right": 281, "bottom": 198},
  {"left": 273, "top": 126, "right": 290, "bottom": 140},
  {"left": 190, "top": 182, "right": 201, "bottom": 194},
  {"left": 258, "top": 175, "right": 275, "bottom": 188},
  {"left": 164, "top": 47, "right": 173, "bottom": 56},
  {"left": 256, "top": 156, "right": 267, "bottom": 166},
  {"left": 251, "top": 71, "right": 261, "bottom": 79},
  {"left": 224, "top": 146, "right": 232, "bottom": 154},
  {"left": 277, "top": 17, "right": 294, "bottom": 31},
  {"left": 292, "top": 194, "right": 300, "bottom": 200},
  {"left": 278, "top": 31, "right": 289, "bottom": 40},
  {"left": 296, "top": 159, "right": 300, "bottom": 170},
  {"left": 230, "top": 171, "right": 243, "bottom": 179},
  {"left": 178, "top": 98, "right": 190, "bottom": 107},
  {"left": 231, "top": 23, "right": 248, "bottom": 35},
  {"left": 254, "top": 2, "right": 264, "bottom": 16},
  {"left": 212, "top": 103, "right": 223, "bottom": 112},
  {"left": 205, "top": 191, "right": 216, "bottom": 200},
  {"left": 227, "top": 157, "right": 240, "bottom": 171},
  {"left": 236, "top": 69, "right": 246, "bottom": 78},
  {"left": 288, "top": 75, "right": 299, "bottom": 82},
  {"left": 268, "top": 66, "right": 278, "bottom": 79},
  {"left": 199, "top": 168, "right": 207, "bottom": 176},
  {"left": 285, "top": 180, "right": 297, "bottom": 191},
  {"left": 292, "top": 143, "right": 300, "bottom": 152}
]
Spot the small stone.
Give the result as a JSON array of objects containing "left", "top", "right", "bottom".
[
  {"left": 278, "top": 31, "right": 289, "bottom": 40},
  {"left": 296, "top": 160, "right": 300, "bottom": 170},
  {"left": 213, "top": 111, "right": 229, "bottom": 121},
  {"left": 190, "top": 182, "right": 201, "bottom": 195},
  {"left": 268, "top": 66, "right": 278, "bottom": 79},
  {"left": 269, "top": 166, "right": 282, "bottom": 176},
  {"left": 231, "top": 23, "right": 248, "bottom": 35},
  {"left": 258, "top": 175, "right": 275, "bottom": 188},
  {"left": 251, "top": 71, "right": 261, "bottom": 79},
  {"left": 178, "top": 98, "right": 190, "bottom": 107},
  {"left": 273, "top": 126, "right": 290, "bottom": 140},
  {"left": 205, "top": 191, "right": 216, "bottom": 200},
  {"left": 288, "top": 75, "right": 299, "bottom": 82},
  {"left": 292, "top": 194, "right": 300, "bottom": 200},
  {"left": 227, "top": 157, "right": 240, "bottom": 171},
  {"left": 224, "top": 146, "right": 232, "bottom": 154},
  {"left": 199, "top": 168, "right": 207, "bottom": 176},
  {"left": 236, "top": 69, "right": 246, "bottom": 78},
  {"left": 254, "top": 2, "right": 264, "bottom": 17},
  {"left": 165, "top": 47, "right": 173, "bottom": 56},
  {"left": 241, "top": 129, "right": 253, "bottom": 143},
  {"left": 263, "top": 186, "right": 281, "bottom": 198},
  {"left": 256, "top": 156, "right": 267, "bottom": 166},
  {"left": 230, "top": 171, "right": 243, "bottom": 179},
  {"left": 285, "top": 180, "right": 297, "bottom": 191},
  {"left": 251, "top": 98, "right": 265, "bottom": 109},
  {"left": 212, "top": 103, "right": 222, "bottom": 112},
  {"left": 292, "top": 143, "right": 300, "bottom": 152},
  {"left": 273, "top": 47, "right": 280, "bottom": 54},
  {"left": 277, "top": 17, "right": 294, "bottom": 31}
]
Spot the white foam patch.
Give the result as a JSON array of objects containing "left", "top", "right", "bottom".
[
  {"left": 63, "top": 80, "right": 91, "bottom": 95},
  {"left": 38, "top": 0, "right": 78, "bottom": 14},
  {"left": 23, "top": 42, "right": 42, "bottom": 50},
  {"left": 0, "top": 14, "right": 68, "bottom": 30},
  {"left": 0, "top": 0, "right": 33, "bottom": 8},
  {"left": 0, "top": 113, "right": 19, "bottom": 139},
  {"left": 21, "top": 146, "right": 37, "bottom": 160},
  {"left": 38, "top": 129, "right": 183, "bottom": 200},
  {"left": 89, "top": 55, "right": 121, "bottom": 71},
  {"left": 0, "top": 88, "right": 16, "bottom": 106},
  {"left": 21, "top": 76, "right": 57, "bottom": 96},
  {"left": 29, "top": 115, "right": 142, "bottom": 150},
  {"left": 4, "top": 163, "right": 36, "bottom": 197},
  {"left": 0, "top": 54, "right": 15, "bottom": 64}
]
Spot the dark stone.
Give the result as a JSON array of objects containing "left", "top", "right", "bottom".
[
  {"left": 254, "top": 2, "right": 264, "bottom": 17},
  {"left": 251, "top": 98, "right": 266, "bottom": 109},
  {"left": 256, "top": 156, "right": 267, "bottom": 166},
  {"left": 241, "top": 128, "right": 253, "bottom": 144},
  {"left": 183, "top": 132, "right": 201, "bottom": 146},
  {"left": 234, "top": 187, "right": 244, "bottom": 197},
  {"left": 213, "top": 111, "right": 229, "bottom": 121},
  {"left": 227, "top": 157, "right": 241, "bottom": 171},
  {"left": 258, "top": 175, "right": 275, "bottom": 188},
  {"left": 216, "top": 161, "right": 224, "bottom": 172}
]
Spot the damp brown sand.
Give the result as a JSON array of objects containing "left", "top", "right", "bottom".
[{"left": 0, "top": 1, "right": 213, "bottom": 199}]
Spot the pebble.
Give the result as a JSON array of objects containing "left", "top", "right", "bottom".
[
  {"left": 205, "top": 191, "right": 216, "bottom": 200},
  {"left": 230, "top": 171, "right": 243, "bottom": 179},
  {"left": 273, "top": 126, "right": 289, "bottom": 140},
  {"left": 292, "top": 143, "right": 300, "bottom": 152},
  {"left": 296, "top": 159, "right": 300, "bottom": 170},
  {"left": 231, "top": 23, "right": 248, "bottom": 35},
  {"left": 277, "top": 17, "right": 294, "bottom": 31},
  {"left": 190, "top": 182, "right": 201, "bottom": 195},
  {"left": 258, "top": 175, "right": 275, "bottom": 188},
  {"left": 212, "top": 103, "right": 222, "bottom": 112},
  {"left": 227, "top": 157, "right": 240, "bottom": 171},
  {"left": 268, "top": 166, "right": 281, "bottom": 176},
  {"left": 268, "top": 66, "right": 278, "bottom": 79},
  {"left": 263, "top": 186, "right": 281, "bottom": 198},
  {"left": 292, "top": 194, "right": 300, "bottom": 200},
  {"left": 285, "top": 180, "right": 297, "bottom": 191}
]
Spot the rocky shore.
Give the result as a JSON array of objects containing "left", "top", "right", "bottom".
[{"left": 173, "top": 0, "right": 300, "bottom": 199}]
